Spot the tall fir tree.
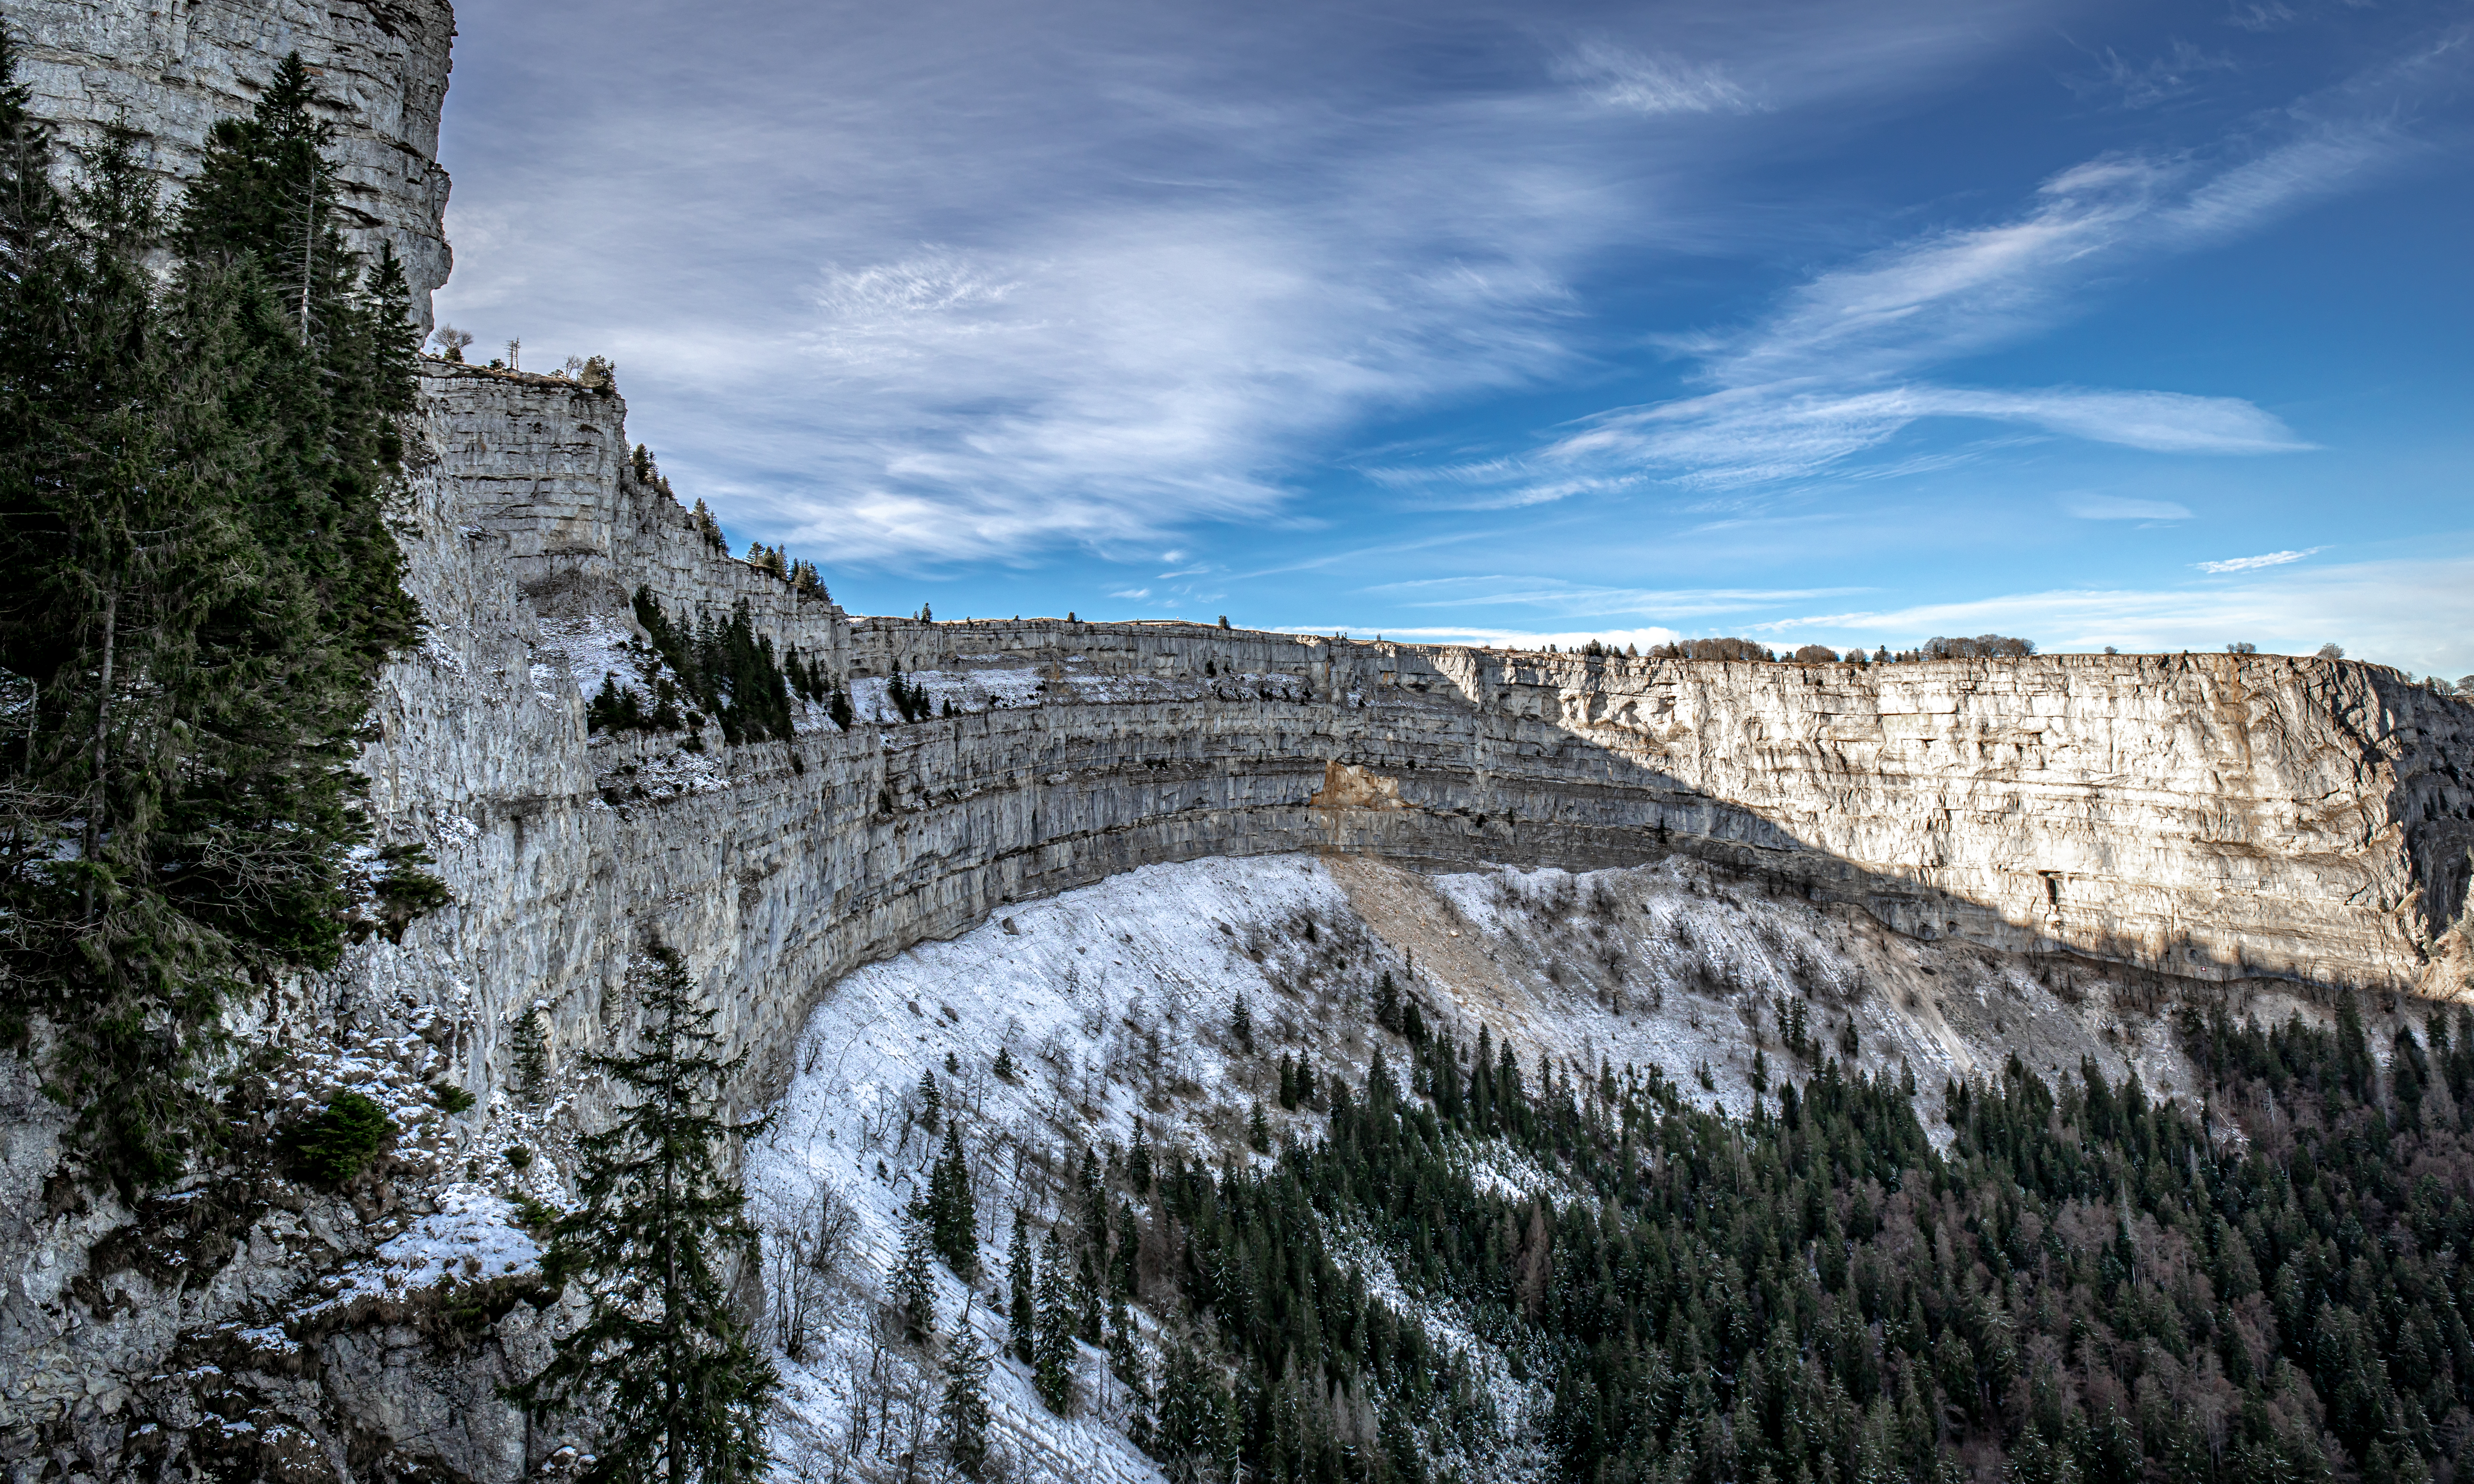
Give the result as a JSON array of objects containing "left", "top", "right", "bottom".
[
  {"left": 937, "top": 1311, "right": 993, "bottom": 1481},
  {"left": 891, "top": 1198, "right": 938, "bottom": 1344},
  {"left": 1006, "top": 1211, "right": 1036, "bottom": 1365},
  {"left": 1033, "top": 1229, "right": 1077, "bottom": 1413},
  {"left": 0, "top": 35, "right": 429, "bottom": 1185},
  {"left": 508, "top": 939, "right": 776, "bottom": 1484},
  {"left": 927, "top": 1120, "right": 978, "bottom": 1277},
  {"left": 1127, "top": 1116, "right": 1153, "bottom": 1195}
]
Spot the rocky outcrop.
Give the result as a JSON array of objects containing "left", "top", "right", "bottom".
[
  {"left": 8, "top": 8, "right": 2474, "bottom": 1471},
  {"left": 14, "top": 0, "right": 456, "bottom": 324},
  {"left": 8, "top": 356, "right": 2472, "bottom": 1484},
  {"left": 359, "top": 366, "right": 2474, "bottom": 1136}
]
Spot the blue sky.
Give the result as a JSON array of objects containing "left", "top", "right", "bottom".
[{"left": 431, "top": 0, "right": 2474, "bottom": 674}]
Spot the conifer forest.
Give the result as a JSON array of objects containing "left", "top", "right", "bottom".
[
  {"left": 961, "top": 993, "right": 2474, "bottom": 1484},
  {"left": 0, "top": 33, "right": 433, "bottom": 1185}
]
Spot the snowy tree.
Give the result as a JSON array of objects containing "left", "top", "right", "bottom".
[
  {"left": 508, "top": 938, "right": 775, "bottom": 1484},
  {"left": 1034, "top": 1230, "right": 1077, "bottom": 1413},
  {"left": 927, "top": 1120, "right": 978, "bottom": 1278},
  {"left": 937, "top": 1311, "right": 992, "bottom": 1480},
  {"left": 892, "top": 1200, "right": 938, "bottom": 1344},
  {"left": 1006, "top": 1212, "right": 1037, "bottom": 1364}
]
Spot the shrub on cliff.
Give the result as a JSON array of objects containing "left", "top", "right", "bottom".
[
  {"left": 288, "top": 1091, "right": 393, "bottom": 1185},
  {"left": 630, "top": 587, "right": 802, "bottom": 745},
  {"left": 0, "top": 37, "right": 434, "bottom": 1186}
]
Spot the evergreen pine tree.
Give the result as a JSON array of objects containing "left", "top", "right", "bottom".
[
  {"left": 928, "top": 1120, "right": 979, "bottom": 1277},
  {"left": 1231, "top": 991, "right": 1253, "bottom": 1052},
  {"left": 918, "top": 1066, "right": 942, "bottom": 1133},
  {"left": 1153, "top": 1340, "right": 1229, "bottom": 1484},
  {"left": 993, "top": 1043, "right": 1017, "bottom": 1081},
  {"left": 0, "top": 36, "right": 430, "bottom": 1184},
  {"left": 507, "top": 939, "right": 776, "bottom": 1484},
  {"left": 937, "top": 1309, "right": 992, "bottom": 1481},
  {"left": 1034, "top": 1229, "right": 1076, "bottom": 1413},
  {"left": 892, "top": 1198, "right": 938, "bottom": 1344},
  {"left": 1127, "top": 1116, "right": 1153, "bottom": 1195},
  {"left": 1109, "top": 1296, "right": 1151, "bottom": 1439},
  {"left": 1248, "top": 1102, "right": 1271, "bottom": 1152},
  {"left": 511, "top": 1004, "right": 552, "bottom": 1103},
  {"left": 1006, "top": 1211, "right": 1037, "bottom": 1364}
]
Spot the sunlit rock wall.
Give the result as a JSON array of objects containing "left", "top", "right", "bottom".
[
  {"left": 15, "top": 0, "right": 456, "bottom": 325},
  {"left": 343, "top": 369, "right": 2474, "bottom": 1141}
]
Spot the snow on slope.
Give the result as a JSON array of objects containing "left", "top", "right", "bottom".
[
  {"left": 751, "top": 849, "right": 2264, "bottom": 1479},
  {"left": 753, "top": 855, "right": 1390, "bottom": 1483}
]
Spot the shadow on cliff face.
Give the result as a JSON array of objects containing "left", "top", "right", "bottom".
[
  {"left": 2362, "top": 667, "right": 2474, "bottom": 960},
  {"left": 1289, "top": 658, "right": 2473, "bottom": 1006}
]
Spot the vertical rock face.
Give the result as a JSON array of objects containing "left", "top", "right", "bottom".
[
  {"left": 344, "top": 369, "right": 2474, "bottom": 1145},
  {"left": 15, "top": 0, "right": 456, "bottom": 324},
  {"left": 8, "top": 12, "right": 2474, "bottom": 1474}
]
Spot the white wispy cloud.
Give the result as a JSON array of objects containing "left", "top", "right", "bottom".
[
  {"left": 1550, "top": 384, "right": 2309, "bottom": 490},
  {"left": 1449, "top": 61, "right": 2439, "bottom": 498},
  {"left": 1553, "top": 40, "right": 1757, "bottom": 116},
  {"left": 2196, "top": 547, "right": 2319, "bottom": 573},
  {"left": 434, "top": 0, "right": 2086, "bottom": 567},
  {"left": 2064, "top": 40, "right": 2238, "bottom": 111},
  {"left": 2067, "top": 493, "right": 2194, "bottom": 520}
]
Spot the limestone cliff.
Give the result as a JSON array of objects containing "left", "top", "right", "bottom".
[
  {"left": 359, "top": 366, "right": 2474, "bottom": 1138},
  {"left": 9, "top": 5, "right": 2474, "bottom": 1475},
  {"left": 13, "top": 0, "right": 456, "bottom": 323}
]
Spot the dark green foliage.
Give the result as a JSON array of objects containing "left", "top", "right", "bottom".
[
  {"left": 1153, "top": 1339, "right": 1238, "bottom": 1484},
  {"left": 1128, "top": 1117, "right": 1154, "bottom": 1196},
  {"left": 511, "top": 1004, "right": 550, "bottom": 1103},
  {"left": 918, "top": 1067, "right": 942, "bottom": 1133},
  {"left": 1231, "top": 992, "right": 1253, "bottom": 1053},
  {"left": 994, "top": 1044, "right": 1017, "bottom": 1082},
  {"left": 1139, "top": 997, "right": 2474, "bottom": 1484},
  {"left": 365, "top": 843, "right": 451, "bottom": 944},
  {"left": 1034, "top": 1229, "right": 1076, "bottom": 1412},
  {"left": 1007, "top": 1211, "right": 1037, "bottom": 1364},
  {"left": 504, "top": 1144, "right": 532, "bottom": 1170},
  {"left": 927, "top": 1121, "right": 979, "bottom": 1277},
  {"left": 883, "top": 661, "right": 935, "bottom": 723},
  {"left": 628, "top": 588, "right": 808, "bottom": 745},
  {"left": 938, "top": 1317, "right": 992, "bottom": 1479},
  {"left": 508, "top": 938, "right": 775, "bottom": 1484},
  {"left": 288, "top": 1091, "right": 391, "bottom": 1184},
  {"left": 0, "top": 36, "right": 425, "bottom": 1186},
  {"left": 893, "top": 1200, "right": 938, "bottom": 1344},
  {"left": 432, "top": 1082, "right": 476, "bottom": 1114}
]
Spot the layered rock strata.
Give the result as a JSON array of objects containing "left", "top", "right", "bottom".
[
  {"left": 14, "top": 0, "right": 457, "bottom": 323},
  {"left": 360, "top": 367, "right": 2474, "bottom": 1135},
  {"left": 9, "top": 6, "right": 2474, "bottom": 1472}
]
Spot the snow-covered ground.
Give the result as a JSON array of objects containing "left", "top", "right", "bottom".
[
  {"left": 749, "top": 849, "right": 2257, "bottom": 1480},
  {"left": 752, "top": 856, "right": 1384, "bottom": 1484}
]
